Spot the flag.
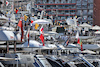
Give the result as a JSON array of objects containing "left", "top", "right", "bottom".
[
  {"left": 35, "top": 23, "right": 39, "bottom": 29},
  {"left": 24, "top": 15, "right": 28, "bottom": 21},
  {"left": 6, "top": 12, "right": 8, "bottom": 14},
  {"left": 40, "top": 26, "right": 44, "bottom": 34},
  {"left": 75, "top": 16, "right": 77, "bottom": 18},
  {"left": 19, "top": 7, "right": 21, "bottom": 9},
  {"left": 66, "top": 39, "right": 70, "bottom": 46},
  {"left": 31, "top": 20, "right": 33, "bottom": 26},
  {"left": 18, "top": 19, "right": 24, "bottom": 42},
  {"left": 80, "top": 39, "right": 83, "bottom": 51},
  {"left": 11, "top": 5, "right": 13, "bottom": 9},
  {"left": 59, "top": 23, "right": 60, "bottom": 25},
  {"left": 65, "top": 36, "right": 70, "bottom": 46},
  {"left": 16, "top": 9, "right": 18, "bottom": 14},
  {"left": 26, "top": 28, "right": 30, "bottom": 47},
  {"left": 31, "top": 20, "right": 33, "bottom": 24},
  {"left": 6, "top": 1, "right": 9, "bottom": 6},
  {"left": 76, "top": 31, "right": 80, "bottom": 44},
  {"left": 77, "top": 38, "right": 80, "bottom": 44},
  {"left": 76, "top": 31, "right": 83, "bottom": 51},
  {"left": 39, "top": 34, "right": 45, "bottom": 46},
  {"left": 39, "top": 26, "right": 45, "bottom": 46},
  {"left": 76, "top": 31, "right": 79, "bottom": 39}
]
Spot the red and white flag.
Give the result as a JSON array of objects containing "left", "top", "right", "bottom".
[
  {"left": 6, "top": 1, "right": 9, "bottom": 6},
  {"left": 39, "top": 26, "right": 45, "bottom": 46},
  {"left": 76, "top": 31, "right": 80, "bottom": 44},
  {"left": 18, "top": 19, "right": 24, "bottom": 42},
  {"left": 40, "top": 26, "right": 44, "bottom": 34},
  {"left": 39, "top": 34, "right": 45, "bottom": 46},
  {"left": 26, "top": 28, "right": 30, "bottom": 47},
  {"left": 11, "top": 5, "right": 13, "bottom": 9},
  {"left": 31, "top": 20, "right": 33, "bottom": 26},
  {"left": 76, "top": 31, "right": 79, "bottom": 39},
  {"left": 16, "top": 9, "right": 18, "bottom": 14}
]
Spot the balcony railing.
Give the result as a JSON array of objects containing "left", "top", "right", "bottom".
[
  {"left": 76, "top": 12, "right": 81, "bottom": 15},
  {"left": 88, "top": 0, "right": 93, "bottom": 3},
  {"left": 88, "top": 18, "right": 93, "bottom": 20},
  {"left": 77, "top": 5, "right": 82, "bottom": 9},
  {"left": 82, "top": 5, "right": 87, "bottom": 9},
  {"left": 88, "top": 6, "right": 93, "bottom": 9},
  {"left": 77, "top": 1, "right": 81, "bottom": 4},
  {"left": 72, "top": 0, "right": 76, "bottom": 3},
  {"left": 71, "top": 12, "right": 75, "bottom": 15},
  {"left": 44, "top": 14, "right": 75, "bottom": 16},
  {"left": 83, "top": 12, "right": 87, "bottom": 15},
  {"left": 82, "top": 2, "right": 87, "bottom": 5},
  {"left": 38, "top": 9, "right": 76, "bottom": 11},
  {"left": 36, "top": 3, "right": 76, "bottom": 5}
]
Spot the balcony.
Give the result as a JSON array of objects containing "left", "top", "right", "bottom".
[
  {"left": 58, "top": 5, "right": 66, "bottom": 9},
  {"left": 71, "top": 12, "right": 75, "bottom": 15},
  {"left": 88, "top": 6, "right": 93, "bottom": 9},
  {"left": 82, "top": 5, "right": 87, "bottom": 9},
  {"left": 77, "top": 1, "right": 81, "bottom": 5},
  {"left": 58, "top": 17, "right": 61, "bottom": 20},
  {"left": 72, "top": 0, "right": 76, "bottom": 3},
  {"left": 61, "top": 17, "right": 66, "bottom": 20},
  {"left": 55, "top": 1, "right": 60, "bottom": 4},
  {"left": 88, "top": 10, "right": 93, "bottom": 15},
  {"left": 43, "top": 0, "right": 47, "bottom": 3},
  {"left": 49, "top": 1, "right": 54, "bottom": 4},
  {"left": 82, "top": 20, "right": 87, "bottom": 22},
  {"left": 67, "top": 0, "right": 72, "bottom": 3},
  {"left": 44, "top": 14, "right": 75, "bottom": 16},
  {"left": 38, "top": 9, "right": 76, "bottom": 11},
  {"left": 88, "top": 4, "right": 93, "bottom": 9},
  {"left": 82, "top": 18, "right": 87, "bottom": 22},
  {"left": 83, "top": 12, "right": 87, "bottom": 15},
  {"left": 76, "top": 12, "right": 81, "bottom": 15},
  {"left": 65, "top": 13, "right": 70, "bottom": 15},
  {"left": 36, "top": 3, "right": 76, "bottom": 5},
  {"left": 82, "top": 2, "right": 87, "bottom": 5},
  {"left": 70, "top": 6, "right": 76, "bottom": 9},
  {"left": 88, "top": 0, "right": 93, "bottom": 3},
  {"left": 88, "top": 18, "right": 93, "bottom": 20},
  {"left": 77, "top": 5, "right": 82, "bottom": 9},
  {"left": 76, "top": 3, "right": 81, "bottom": 5},
  {"left": 37, "top": 1, "right": 41, "bottom": 4},
  {"left": 61, "top": 0, "right": 67, "bottom": 3}
]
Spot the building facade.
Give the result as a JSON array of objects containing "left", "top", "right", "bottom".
[
  {"left": 0, "top": 0, "right": 95, "bottom": 25},
  {"left": 93, "top": 0, "right": 100, "bottom": 26},
  {"left": 35, "top": 0, "right": 93, "bottom": 24}
]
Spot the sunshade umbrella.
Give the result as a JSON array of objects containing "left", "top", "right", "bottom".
[
  {"left": 94, "top": 31, "right": 100, "bottom": 34},
  {"left": 91, "top": 25, "right": 100, "bottom": 30},
  {"left": 82, "top": 49, "right": 96, "bottom": 54},
  {"left": 79, "top": 23, "right": 91, "bottom": 28},
  {"left": 0, "top": 30, "right": 16, "bottom": 41},
  {"left": 22, "top": 40, "right": 42, "bottom": 48},
  {"left": 22, "top": 40, "right": 50, "bottom": 49},
  {"left": 33, "top": 19, "right": 51, "bottom": 25}
]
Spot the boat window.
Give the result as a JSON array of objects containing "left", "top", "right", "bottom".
[
  {"left": 38, "top": 56, "right": 44, "bottom": 58},
  {"left": 56, "top": 27, "right": 65, "bottom": 33}
]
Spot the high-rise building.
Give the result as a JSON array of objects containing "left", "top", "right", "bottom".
[
  {"left": 76, "top": 0, "right": 93, "bottom": 24},
  {"left": 35, "top": 0, "right": 94, "bottom": 25},
  {"left": 0, "top": 0, "right": 95, "bottom": 25}
]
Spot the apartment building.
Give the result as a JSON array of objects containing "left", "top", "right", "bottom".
[{"left": 35, "top": 0, "right": 93, "bottom": 24}]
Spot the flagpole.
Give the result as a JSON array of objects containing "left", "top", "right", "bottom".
[{"left": 4, "top": 0, "right": 6, "bottom": 10}]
